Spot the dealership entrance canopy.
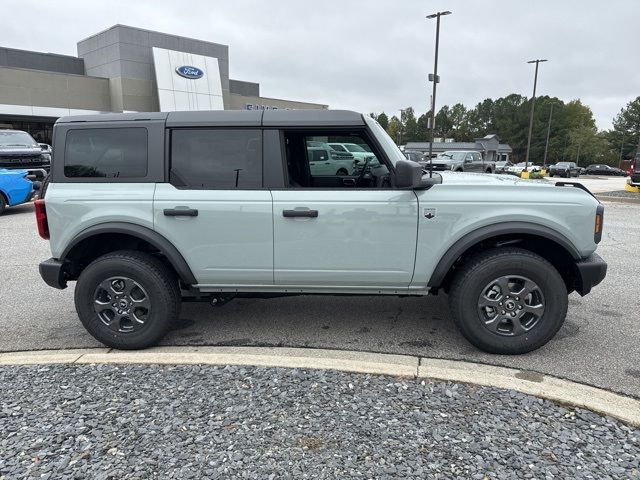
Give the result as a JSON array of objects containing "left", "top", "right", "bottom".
[{"left": 0, "top": 25, "right": 327, "bottom": 144}]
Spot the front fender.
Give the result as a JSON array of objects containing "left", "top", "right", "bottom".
[{"left": 425, "top": 221, "right": 581, "bottom": 288}]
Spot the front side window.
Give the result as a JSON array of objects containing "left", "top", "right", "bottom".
[
  {"left": 285, "top": 131, "right": 389, "bottom": 188},
  {"left": 170, "top": 129, "right": 262, "bottom": 189},
  {"left": 64, "top": 128, "right": 148, "bottom": 178}
]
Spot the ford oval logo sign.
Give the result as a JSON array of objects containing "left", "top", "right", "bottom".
[{"left": 175, "top": 66, "right": 204, "bottom": 79}]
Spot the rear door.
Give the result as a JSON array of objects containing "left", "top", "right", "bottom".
[{"left": 153, "top": 127, "right": 273, "bottom": 286}]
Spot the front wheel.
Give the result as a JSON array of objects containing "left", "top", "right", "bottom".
[
  {"left": 448, "top": 247, "right": 568, "bottom": 354},
  {"left": 74, "top": 250, "right": 181, "bottom": 349},
  {"left": 0, "top": 194, "right": 6, "bottom": 215}
]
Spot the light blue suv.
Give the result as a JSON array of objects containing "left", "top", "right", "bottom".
[{"left": 36, "top": 110, "right": 607, "bottom": 354}]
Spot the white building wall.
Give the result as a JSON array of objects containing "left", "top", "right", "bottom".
[{"left": 151, "top": 47, "right": 223, "bottom": 111}]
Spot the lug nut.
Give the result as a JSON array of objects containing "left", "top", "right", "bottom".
[
  {"left": 511, "top": 312, "right": 516, "bottom": 317},
  {"left": 501, "top": 310, "right": 506, "bottom": 315}
]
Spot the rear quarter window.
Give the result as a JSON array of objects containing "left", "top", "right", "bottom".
[
  {"left": 64, "top": 128, "right": 148, "bottom": 178},
  {"left": 170, "top": 129, "right": 262, "bottom": 189}
]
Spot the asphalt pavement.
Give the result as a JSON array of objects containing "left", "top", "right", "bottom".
[{"left": 0, "top": 197, "right": 638, "bottom": 398}]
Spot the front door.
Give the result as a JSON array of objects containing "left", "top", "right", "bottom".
[
  {"left": 154, "top": 128, "right": 273, "bottom": 286},
  {"left": 271, "top": 130, "right": 418, "bottom": 288}
]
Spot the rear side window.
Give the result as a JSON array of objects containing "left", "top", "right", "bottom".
[
  {"left": 64, "top": 128, "right": 148, "bottom": 178},
  {"left": 170, "top": 129, "right": 262, "bottom": 189}
]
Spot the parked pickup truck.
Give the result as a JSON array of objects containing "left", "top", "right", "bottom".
[
  {"left": 0, "top": 129, "right": 51, "bottom": 180},
  {"left": 36, "top": 110, "right": 607, "bottom": 354},
  {"left": 430, "top": 151, "right": 495, "bottom": 174}
]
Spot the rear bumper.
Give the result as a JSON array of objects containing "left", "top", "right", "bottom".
[
  {"left": 574, "top": 253, "right": 607, "bottom": 296},
  {"left": 39, "top": 258, "right": 67, "bottom": 289}
]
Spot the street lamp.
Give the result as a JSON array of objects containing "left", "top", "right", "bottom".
[
  {"left": 524, "top": 59, "right": 547, "bottom": 172},
  {"left": 426, "top": 10, "right": 451, "bottom": 178}
]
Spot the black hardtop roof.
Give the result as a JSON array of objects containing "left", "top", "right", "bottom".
[{"left": 56, "top": 110, "right": 365, "bottom": 128}]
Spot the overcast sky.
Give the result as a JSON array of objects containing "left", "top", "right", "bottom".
[{"left": 4, "top": 0, "right": 638, "bottom": 129}]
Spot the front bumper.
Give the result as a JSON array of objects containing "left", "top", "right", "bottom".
[
  {"left": 629, "top": 174, "right": 640, "bottom": 186},
  {"left": 574, "top": 253, "right": 607, "bottom": 296},
  {"left": 39, "top": 258, "right": 67, "bottom": 289}
]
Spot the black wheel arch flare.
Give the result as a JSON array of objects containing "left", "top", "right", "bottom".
[
  {"left": 427, "top": 221, "right": 582, "bottom": 288},
  {"left": 60, "top": 222, "right": 197, "bottom": 286}
]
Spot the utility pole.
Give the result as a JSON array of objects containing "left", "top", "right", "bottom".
[
  {"left": 542, "top": 103, "right": 554, "bottom": 168},
  {"left": 426, "top": 10, "right": 451, "bottom": 178},
  {"left": 524, "top": 59, "right": 547, "bottom": 172}
]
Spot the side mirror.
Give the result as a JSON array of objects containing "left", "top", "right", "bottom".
[{"left": 395, "top": 159, "right": 441, "bottom": 188}]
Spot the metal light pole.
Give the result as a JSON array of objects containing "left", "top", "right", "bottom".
[
  {"left": 426, "top": 10, "right": 451, "bottom": 178},
  {"left": 542, "top": 103, "right": 554, "bottom": 168},
  {"left": 524, "top": 59, "right": 547, "bottom": 172}
]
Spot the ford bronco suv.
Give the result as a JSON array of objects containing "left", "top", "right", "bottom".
[{"left": 36, "top": 110, "right": 607, "bottom": 354}]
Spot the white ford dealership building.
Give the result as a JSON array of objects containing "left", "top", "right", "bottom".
[{"left": 0, "top": 24, "right": 327, "bottom": 144}]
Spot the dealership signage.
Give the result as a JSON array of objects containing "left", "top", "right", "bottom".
[
  {"left": 175, "top": 66, "right": 204, "bottom": 79},
  {"left": 245, "top": 104, "right": 280, "bottom": 110}
]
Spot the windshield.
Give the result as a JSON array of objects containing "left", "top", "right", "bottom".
[
  {"left": 437, "top": 151, "right": 465, "bottom": 161},
  {"left": 364, "top": 115, "right": 406, "bottom": 166},
  {"left": 556, "top": 162, "right": 570, "bottom": 167},
  {"left": 0, "top": 130, "right": 38, "bottom": 147},
  {"left": 345, "top": 144, "right": 367, "bottom": 153}
]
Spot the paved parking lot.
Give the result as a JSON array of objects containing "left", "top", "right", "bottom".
[
  {"left": 546, "top": 174, "right": 628, "bottom": 194},
  {"left": 0, "top": 193, "right": 638, "bottom": 398}
]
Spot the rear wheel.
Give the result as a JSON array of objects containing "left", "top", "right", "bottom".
[
  {"left": 448, "top": 247, "right": 568, "bottom": 354},
  {"left": 0, "top": 194, "right": 6, "bottom": 215},
  {"left": 74, "top": 250, "right": 181, "bottom": 349},
  {"left": 336, "top": 168, "right": 348, "bottom": 176}
]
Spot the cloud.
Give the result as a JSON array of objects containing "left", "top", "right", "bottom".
[{"left": 3, "top": 0, "right": 636, "bottom": 129}]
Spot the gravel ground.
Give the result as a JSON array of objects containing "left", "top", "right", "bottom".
[
  {"left": 1, "top": 365, "right": 638, "bottom": 479},
  {"left": 599, "top": 190, "right": 640, "bottom": 199}
]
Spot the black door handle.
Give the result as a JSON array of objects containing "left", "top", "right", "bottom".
[
  {"left": 164, "top": 208, "right": 198, "bottom": 217},
  {"left": 283, "top": 209, "right": 318, "bottom": 218}
]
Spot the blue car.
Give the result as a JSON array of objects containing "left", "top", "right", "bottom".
[{"left": 0, "top": 168, "right": 34, "bottom": 215}]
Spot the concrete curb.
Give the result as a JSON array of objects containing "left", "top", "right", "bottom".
[
  {"left": 597, "top": 195, "right": 640, "bottom": 205},
  {"left": 1, "top": 346, "right": 638, "bottom": 427}
]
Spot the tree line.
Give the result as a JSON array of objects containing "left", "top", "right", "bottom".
[{"left": 370, "top": 95, "right": 640, "bottom": 166}]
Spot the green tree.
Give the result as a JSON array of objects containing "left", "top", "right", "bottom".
[
  {"left": 608, "top": 97, "right": 640, "bottom": 160},
  {"left": 434, "top": 105, "right": 453, "bottom": 139},
  {"left": 377, "top": 112, "right": 389, "bottom": 131},
  {"left": 403, "top": 107, "right": 418, "bottom": 142},
  {"left": 386, "top": 116, "right": 402, "bottom": 145},
  {"left": 416, "top": 112, "right": 431, "bottom": 142}
]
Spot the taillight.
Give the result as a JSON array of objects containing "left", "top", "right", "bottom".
[{"left": 34, "top": 199, "right": 49, "bottom": 240}]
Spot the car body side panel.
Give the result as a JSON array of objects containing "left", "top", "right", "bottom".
[
  {"left": 0, "top": 169, "right": 33, "bottom": 206},
  {"left": 411, "top": 181, "right": 600, "bottom": 288},
  {"left": 45, "top": 182, "right": 156, "bottom": 258}
]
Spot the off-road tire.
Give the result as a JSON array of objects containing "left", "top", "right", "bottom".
[
  {"left": 0, "top": 193, "right": 6, "bottom": 215},
  {"left": 448, "top": 247, "right": 568, "bottom": 354},
  {"left": 75, "top": 250, "right": 181, "bottom": 349}
]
